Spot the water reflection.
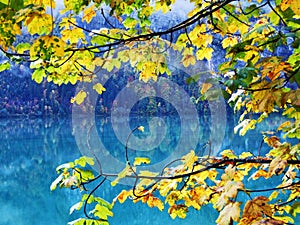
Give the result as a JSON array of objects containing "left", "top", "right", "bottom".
[
  {"left": 0, "top": 114, "right": 296, "bottom": 225},
  {"left": 0, "top": 118, "right": 80, "bottom": 225}
]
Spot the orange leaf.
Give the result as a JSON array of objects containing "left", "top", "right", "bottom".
[
  {"left": 249, "top": 169, "right": 269, "bottom": 180},
  {"left": 116, "top": 190, "right": 131, "bottom": 203},
  {"left": 201, "top": 82, "right": 213, "bottom": 94},
  {"left": 147, "top": 195, "right": 164, "bottom": 211},
  {"left": 264, "top": 136, "right": 281, "bottom": 148},
  {"left": 242, "top": 196, "right": 272, "bottom": 220}
]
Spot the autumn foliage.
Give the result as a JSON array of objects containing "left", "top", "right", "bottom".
[{"left": 1, "top": 0, "right": 300, "bottom": 224}]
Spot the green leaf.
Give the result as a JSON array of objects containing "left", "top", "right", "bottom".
[
  {"left": 91, "top": 35, "right": 109, "bottom": 46},
  {"left": 94, "top": 204, "right": 113, "bottom": 220},
  {"left": 94, "top": 197, "right": 113, "bottom": 210},
  {"left": 0, "top": 61, "right": 10, "bottom": 72},
  {"left": 186, "top": 73, "right": 201, "bottom": 85},
  {"left": 123, "top": 17, "right": 137, "bottom": 28},
  {"left": 32, "top": 68, "right": 46, "bottom": 84},
  {"left": 0, "top": 0, "right": 8, "bottom": 5},
  {"left": 10, "top": 0, "right": 23, "bottom": 11},
  {"left": 75, "top": 156, "right": 94, "bottom": 167},
  {"left": 16, "top": 43, "right": 31, "bottom": 54}
]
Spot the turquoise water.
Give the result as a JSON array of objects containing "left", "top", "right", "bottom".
[{"left": 0, "top": 115, "right": 298, "bottom": 225}]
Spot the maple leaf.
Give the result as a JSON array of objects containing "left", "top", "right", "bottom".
[
  {"left": 221, "top": 149, "right": 238, "bottom": 159},
  {"left": 277, "top": 121, "right": 291, "bottom": 131},
  {"left": 258, "top": 57, "right": 292, "bottom": 81},
  {"left": 181, "top": 150, "right": 198, "bottom": 170},
  {"left": 196, "top": 47, "right": 214, "bottom": 60},
  {"left": 242, "top": 196, "right": 272, "bottom": 220},
  {"left": 25, "top": 13, "right": 53, "bottom": 35},
  {"left": 201, "top": 83, "right": 213, "bottom": 94},
  {"left": 133, "top": 157, "right": 151, "bottom": 166},
  {"left": 222, "top": 36, "right": 238, "bottom": 48},
  {"left": 280, "top": 0, "right": 293, "bottom": 11},
  {"left": 61, "top": 28, "right": 85, "bottom": 44},
  {"left": 111, "top": 164, "right": 135, "bottom": 186},
  {"left": 139, "top": 62, "right": 158, "bottom": 82},
  {"left": 290, "top": 1, "right": 300, "bottom": 15},
  {"left": 182, "top": 54, "right": 196, "bottom": 67},
  {"left": 216, "top": 202, "right": 241, "bottom": 225},
  {"left": 264, "top": 136, "right": 281, "bottom": 148},
  {"left": 268, "top": 157, "right": 288, "bottom": 175},
  {"left": 70, "top": 90, "right": 87, "bottom": 105},
  {"left": 136, "top": 170, "right": 158, "bottom": 188},
  {"left": 249, "top": 169, "right": 269, "bottom": 180},
  {"left": 147, "top": 195, "right": 164, "bottom": 211},
  {"left": 239, "top": 152, "right": 253, "bottom": 159},
  {"left": 168, "top": 204, "right": 188, "bottom": 219},
  {"left": 224, "top": 181, "right": 244, "bottom": 198},
  {"left": 93, "top": 83, "right": 106, "bottom": 95},
  {"left": 115, "top": 190, "right": 131, "bottom": 204},
  {"left": 137, "top": 126, "right": 144, "bottom": 132},
  {"left": 82, "top": 4, "right": 96, "bottom": 23}
]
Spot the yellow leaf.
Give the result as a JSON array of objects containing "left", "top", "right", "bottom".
[
  {"left": 111, "top": 164, "right": 135, "bottom": 186},
  {"left": 216, "top": 202, "right": 241, "bottom": 225},
  {"left": 93, "top": 83, "right": 106, "bottom": 95},
  {"left": 270, "top": 216, "right": 294, "bottom": 224},
  {"left": 201, "top": 83, "right": 213, "bottom": 94},
  {"left": 221, "top": 149, "right": 238, "bottom": 159},
  {"left": 277, "top": 121, "right": 291, "bottom": 131},
  {"left": 147, "top": 195, "right": 164, "bottom": 211},
  {"left": 168, "top": 204, "right": 188, "bottom": 219},
  {"left": 70, "top": 90, "right": 87, "bottom": 105},
  {"left": 137, "top": 170, "right": 158, "bottom": 187},
  {"left": 82, "top": 4, "right": 96, "bottom": 23},
  {"left": 196, "top": 47, "right": 213, "bottom": 60},
  {"left": 222, "top": 36, "right": 238, "bottom": 48},
  {"left": 61, "top": 28, "right": 85, "bottom": 44},
  {"left": 137, "top": 126, "right": 144, "bottom": 132},
  {"left": 181, "top": 150, "right": 198, "bottom": 170},
  {"left": 269, "top": 191, "right": 279, "bottom": 201},
  {"left": 30, "top": 35, "right": 65, "bottom": 59},
  {"left": 25, "top": 13, "right": 53, "bottom": 35},
  {"left": 239, "top": 152, "right": 253, "bottom": 159},
  {"left": 139, "top": 62, "right": 158, "bottom": 82},
  {"left": 133, "top": 157, "right": 151, "bottom": 166}
]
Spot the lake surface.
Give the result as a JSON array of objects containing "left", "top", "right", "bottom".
[{"left": 0, "top": 114, "right": 298, "bottom": 225}]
